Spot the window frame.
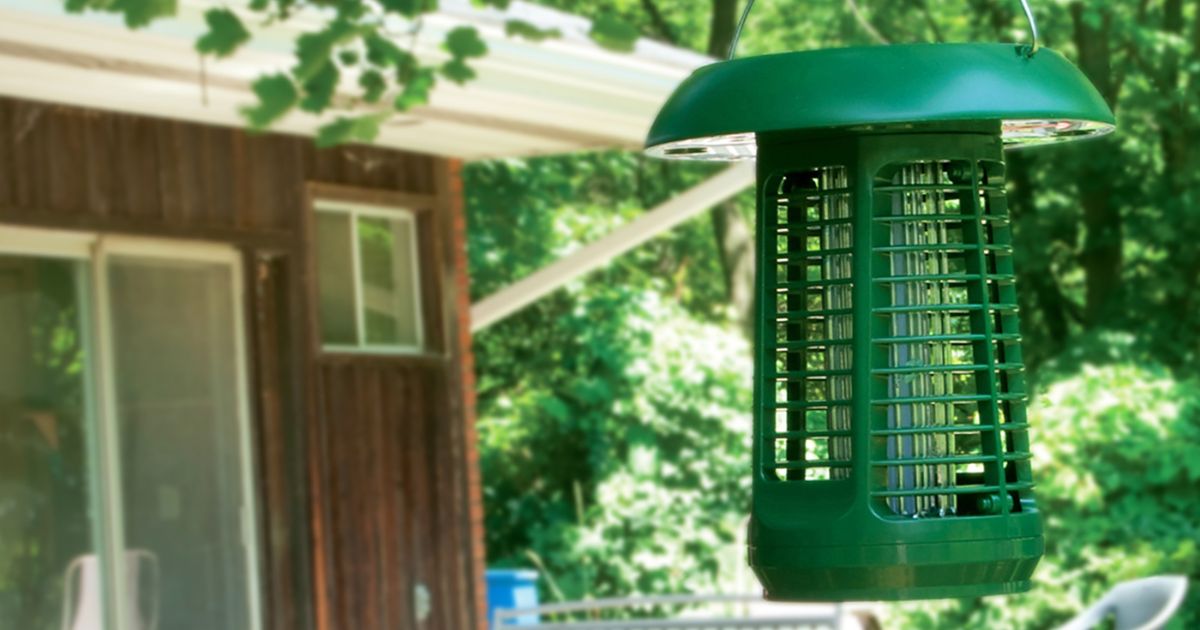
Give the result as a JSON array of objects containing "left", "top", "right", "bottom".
[{"left": 307, "top": 186, "right": 440, "bottom": 358}]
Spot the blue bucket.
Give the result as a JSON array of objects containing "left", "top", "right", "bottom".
[{"left": 485, "top": 569, "right": 539, "bottom": 627}]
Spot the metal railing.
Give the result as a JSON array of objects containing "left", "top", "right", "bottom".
[{"left": 493, "top": 594, "right": 853, "bottom": 629}]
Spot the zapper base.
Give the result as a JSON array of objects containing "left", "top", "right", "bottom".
[{"left": 749, "top": 536, "right": 1042, "bottom": 601}]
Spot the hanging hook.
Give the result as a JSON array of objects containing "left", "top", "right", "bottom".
[
  {"left": 1018, "top": 0, "right": 1040, "bottom": 56},
  {"left": 727, "top": 0, "right": 756, "bottom": 60},
  {"left": 726, "top": 0, "right": 1041, "bottom": 60}
]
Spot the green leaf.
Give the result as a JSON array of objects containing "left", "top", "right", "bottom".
[
  {"left": 440, "top": 58, "right": 476, "bottom": 84},
  {"left": 195, "top": 8, "right": 251, "bottom": 58},
  {"left": 504, "top": 19, "right": 561, "bottom": 42},
  {"left": 334, "top": 1, "right": 366, "bottom": 20},
  {"left": 240, "top": 73, "right": 298, "bottom": 129},
  {"left": 589, "top": 14, "right": 639, "bottom": 52},
  {"left": 444, "top": 26, "right": 488, "bottom": 59},
  {"left": 364, "top": 32, "right": 418, "bottom": 82},
  {"left": 379, "top": 0, "right": 438, "bottom": 18},
  {"left": 299, "top": 61, "right": 340, "bottom": 113},
  {"left": 315, "top": 113, "right": 387, "bottom": 147},
  {"left": 394, "top": 68, "right": 435, "bottom": 110},
  {"left": 248, "top": 0, "right": 269, "bottom": 10},
  {"left": 471, "top": 0, "right": 510, "bottom": 8},
  {"left": 109, "top": 0, "right": 176, "bottom": 28},
  {"left": 294, "top": 19, "right": 360, "bottom": 82},
  {"left": 358, "top": 69, "right": 386, "bottom": 103},
  {"left": 393, "top": 49, "right": 419, "bottom": 82},
  {"left": 64, "top": 0, "right": 174, "bottom": 28},
  {"left": 338, "top": 49, "right": 360, "bottom": 66},
  {"left": 364, "top": 32, "right": 406, "bottom": 66}
]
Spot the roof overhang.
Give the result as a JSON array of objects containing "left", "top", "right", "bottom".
[{"left": 0, "top": 0, "right": 711, "bottom": 159}]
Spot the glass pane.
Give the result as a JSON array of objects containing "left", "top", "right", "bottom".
[
  {"left": 0, "top": 255, "right": 100, "bottom": 629},
  {"left": 358, "top": 215, "right": 421, "bottom": 347},
  {"left": 107, "top": 255, "right": 254, "bottom": 630},
  {"left": 315, "top": 212, "right": 357, "bottom": 346}
]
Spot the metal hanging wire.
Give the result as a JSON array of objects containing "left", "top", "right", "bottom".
[{"left": 727, "top": 0, "right": 1041, "bottom": 60}]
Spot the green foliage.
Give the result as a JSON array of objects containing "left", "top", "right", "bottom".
[
  {"left": 441, "top": 26, "right": 488, "bottom": 84},
  {"left": 240, "top": 74, "right": 298, "bottom": 128},
  {"left": 314, "top": 113, "right": 388, "bottom": 147},
  {"left": 195, "top": 8, "right": 250, "bottom": 58},
  {"left": 505, "top": 19, "right": 562, "bottom": 42},
  {"left": 440, "top": 59, "right": 476, "bottom": 84},
  {"left": 885, "top": 364, "right": 1200, "bottom": 629},
  {"left": 466, "top": 151, "right": 741, "bottom": 600},
  {"left": 65, "top": 0, "right": 648, "bottom": 145},
  {"left": 358, "top": 69, "right": 387, "bottom": 103},
  {"left": 590, "top": 14, "right": 641, "bottom": 52},
  {"left": 380, "top": 0, "right": 437, "bottom": 19},
  {"left": 394, "top": 68, "right": 435, "bottom": 111},
  {"left": 569, "top": 302, "right": 751, "bottom": 596},
  {"left": 444, "top": 25, "right": 489, "bottom": 58},
  {"left": 62, "top": 0, "right": 506, "bottom": 145},
  {"left": 298, "top": 60, "right": 340, "bottom": 112},
  {"left": 476, "top": 287, "right": 752, "bottom": 600},
  {"left": 64, "top": 0, "right": 175, "bottom": 27}
]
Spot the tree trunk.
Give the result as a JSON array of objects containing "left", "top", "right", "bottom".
[
  {"left": 713, "top": 200, "right": 757, "bottom": 339},
  {"left": 1156, "top": 0, "right": 1200, "bottom": 367},
  {"left": 1159, "top": 0, "right": 1188, "bottom": 198},
  {"left": 1071, "top": 3, "right": 1123, "bottom": 326},
  {"left": 708, "top": 0, "right": 738, "bottom": 58},
  {"left": 707, "top": 0, "right": 758, "bottom": 338}
]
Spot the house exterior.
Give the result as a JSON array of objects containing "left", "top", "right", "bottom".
[{"left": 0, "top": 2, "right": 708, "bottom": 629}]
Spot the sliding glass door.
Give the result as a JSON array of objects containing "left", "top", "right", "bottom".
[{"left": 0, "top": 228, "right": 261, "bottom": 630}]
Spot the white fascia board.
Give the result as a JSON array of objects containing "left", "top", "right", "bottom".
[{"left": 0, "top": 0, "right": 711, "bottom": 159}]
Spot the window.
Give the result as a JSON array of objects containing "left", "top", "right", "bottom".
[{"left": 314, "top": 201, "right": 425, "bottom": 353}]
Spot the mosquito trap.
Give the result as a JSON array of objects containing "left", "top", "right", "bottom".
[{"left": 644, "top": 0, "right": 1115, "bottom": 601}]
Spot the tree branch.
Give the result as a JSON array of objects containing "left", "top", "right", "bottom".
[
  {"left": 845, "top": 0, "right": 890, "bottom": 44},
  {"left": 1193, "top": 0, "right": 1200, "bottom": 63},
  {"left": 640, "top": 0, "right": 678, "bottom": 45},
  {"left": 917, "top": 0, "right": 945, "bottom": 43}
]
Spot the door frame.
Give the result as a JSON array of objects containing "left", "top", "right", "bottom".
[{"left": 0, "top": 224, "right": 264, "bottom": 630}]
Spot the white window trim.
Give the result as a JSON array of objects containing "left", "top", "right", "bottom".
[
  {"left": 0, "top": 225, "right": 264, "bottom": 630},
  {"left": 314, "top": 199, "right": 427, "bottom": 356}
]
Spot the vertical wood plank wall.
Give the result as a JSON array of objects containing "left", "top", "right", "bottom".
[{"left": 0, "top": 97, "right": 484, "bottom": 630}]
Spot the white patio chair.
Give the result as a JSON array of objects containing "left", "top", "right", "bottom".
[
  {"left": 1057, "top": 575, "right": 1189, "bottom": 630},
  {"left": 61, "top": 550, "right": 159, "bottom": 630}
]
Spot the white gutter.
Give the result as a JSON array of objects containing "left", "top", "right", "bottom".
[
  {"left": 0, "top": 0, "right": 711, "bottom": 159},
  {"left": 470, "top": 162, "right": 755, "bottom": 332}
]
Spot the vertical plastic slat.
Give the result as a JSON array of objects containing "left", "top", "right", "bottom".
[{"left": 966, "top": 160, "right": 1009, "bottom": 512}]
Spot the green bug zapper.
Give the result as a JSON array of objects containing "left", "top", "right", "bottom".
[{"left": 645, "top": 0, "right": 1114, "bottom": 601}]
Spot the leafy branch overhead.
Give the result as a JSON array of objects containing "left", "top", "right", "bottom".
[{"left": 64, "top": 0, "right": 582, "bottom": 146}]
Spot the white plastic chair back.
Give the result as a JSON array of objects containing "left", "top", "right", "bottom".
[
  {"left": 1057, "top": 575, "right": 1189, "bottom": 630},
  {"left": 61, "top": 550, "right": 159, "bottom": 630}
]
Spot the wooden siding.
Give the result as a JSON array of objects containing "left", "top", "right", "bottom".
[
  {"left": 313, "top": 359, "right": 475, "bottom": 630},
  {"left": 0, "top": 97, "right": 483, "bottom": 630}
]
